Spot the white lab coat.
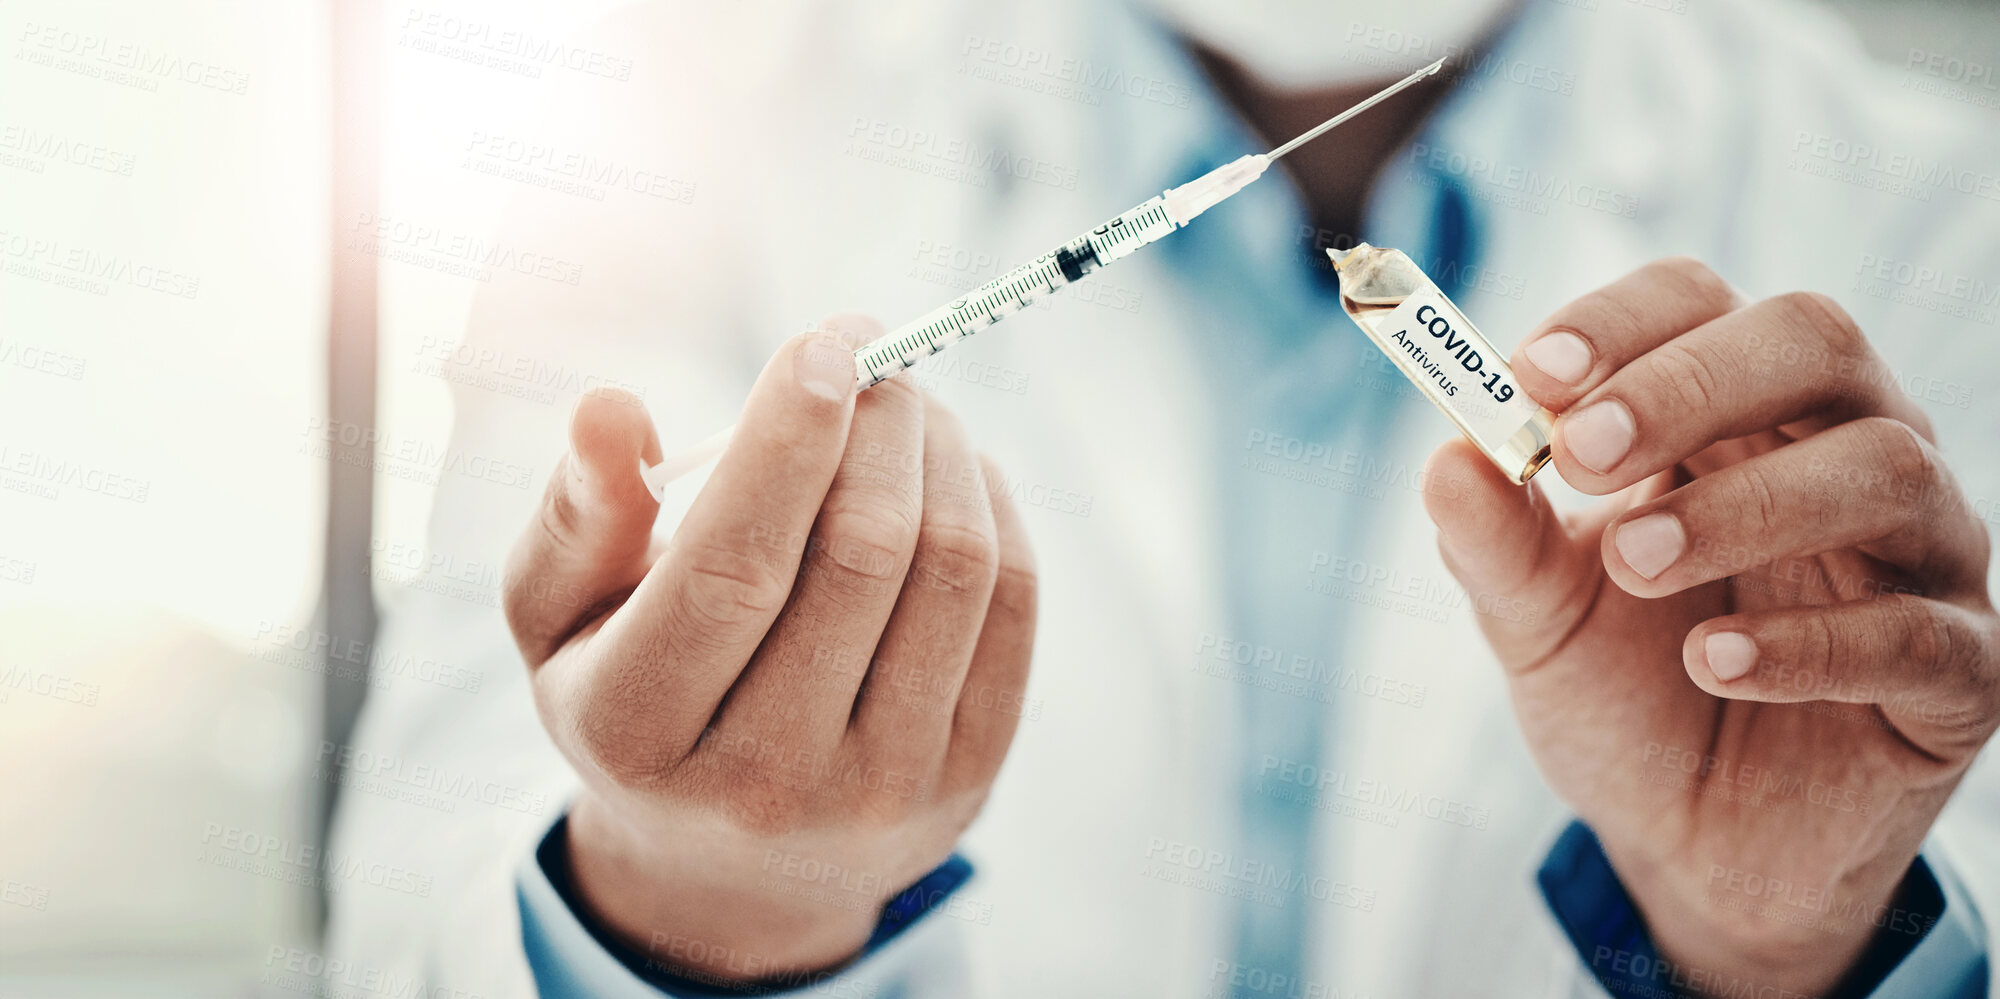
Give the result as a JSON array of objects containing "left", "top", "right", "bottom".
[{"left": 328, "top": 1, "right": 2000, "bottom": 996}]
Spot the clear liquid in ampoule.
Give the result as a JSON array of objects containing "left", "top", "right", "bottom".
[{"left": 1329, "top": 243, "right": 1553, "bottom": 485}]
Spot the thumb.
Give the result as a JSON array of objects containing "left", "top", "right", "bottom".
[
  {"left": 1421, "top": 438, "right": 1601, "bottom": 671},
  {"left": 504, "top": 387, "right": 663, "bottom": 667}
]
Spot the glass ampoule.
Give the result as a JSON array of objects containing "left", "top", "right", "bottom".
[{"left": 1329, "top": 243, "right": 1554, "bottom": 485}]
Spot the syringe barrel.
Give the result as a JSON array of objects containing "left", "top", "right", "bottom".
[
  {"left": 850, "top": 249, "right": 1070, "bottom": 388},
  {"left": 851, "top": 196, "right": 1180, "bottom": 389}
]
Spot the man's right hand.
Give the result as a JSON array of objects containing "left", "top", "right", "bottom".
[{"left": 502, "top": 318, "right": 1038, "bottom": 982}]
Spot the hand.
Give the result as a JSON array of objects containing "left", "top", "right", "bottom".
[
  {"left": 502, "top": 318, "right": 1037, "bottom": 982},
  {"left": 1423, "top": 258, "right": 1999, "bottom": 996}
]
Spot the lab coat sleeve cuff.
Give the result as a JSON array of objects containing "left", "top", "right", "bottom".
[
  {"left": 1537, "top": 819, "right": 1988, "bottom": 999},
  {"left": 516, "top": 810, "right": 976, "bottom": 998}
]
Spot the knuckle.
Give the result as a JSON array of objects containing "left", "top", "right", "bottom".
[
  {"left": 925, "top": 454, "right": 990, "bottom": 513},
  {"left": 675, "top": 542, "right": 793, "bottom": 630},
  {"left": 1800, "top": 609, "right": 1842, "bottom": 677},
  {"left": 838, "top": 445, "right": 925, "bottom": 505},
  {"left": 1576, "top": 285, "right": 1648, "bottom": 347},
  {"left": 836, "top": 439, "right": 925, "bottom": 500},
  {"left": 1871, "top": 597, "right": 1994, "bottom": 734},
  {"left": 1654, "top": 256, "right": 1734, "bottom": 309},
  {"left": 691, "top": 732, "right": 817, "bottom": 832},
  {"left": 991, "top": 561, "right": 1040, "bottom": 622},
  {"left": 1973, "top": 618, "right": 2000, "bottom": 718},
  {"left": 1965, "top": 516, "right": 1994, "bottom": 580},
  {"left": 1886, "top": 595, "right": 1954, "bottom": 679},
  {"left": 1647, "top": 341, "right": 1722, "bottom": 415},
  {"left": 1725, "top": 465, "right": 1788, "bottom": 536},
  {"left": 1894, "top": 600, "right": 1988, "bottom": 709},
  {"left": 571, "top": 711, "right": 675, "bottom": 789},
  {"left": 501, "top": 560, "right": 547, "bottom": 632},
  {"left": 1859, "top": 417, "right": 1941, "bottom": 497},
  {"left": 538, "top": 473, "right": 585, "bottom": 551},
  {"left": 1781, "top": 290, "right": 1887, "bottom": 411},
  {"left": 851, "top": 787, "right": 916, "bottom": 829},
  {"left": 812, "top": 503, "right": 919, "bottom": 594},
  {"left": 1780, "top": 290, "right": 1865, "bottom": 358},
  {"left": 721, "top": 792, "right": 807, "bottom": 838},
  {"left": 913, "top": 520, "right": 1001, "bottom": 596}
]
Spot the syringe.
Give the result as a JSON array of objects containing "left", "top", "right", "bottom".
[{"left": 643, "top": 57, "right": 1449, "bottom": 498}]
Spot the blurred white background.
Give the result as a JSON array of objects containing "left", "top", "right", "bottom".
[{"left": 0, "top": 0, "right": 1994, "bottom": 995}]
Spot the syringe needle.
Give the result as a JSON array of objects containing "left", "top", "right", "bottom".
[
  {"left": 1265, "top": 57, "right": 1449, "bottom": 162},
  {"left": 1159, "top": 55, "right": 1451, "bottom": 230}
]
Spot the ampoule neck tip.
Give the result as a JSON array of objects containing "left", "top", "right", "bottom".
[{"left": 1325, "top": 242, "right": 1372, "bottom": 270}]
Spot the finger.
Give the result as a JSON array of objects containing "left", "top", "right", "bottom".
[
  {"left": 1552, "top": 291, "right": 1936, "bottom": 493},
  {"left": 1511, "top": 256, "right": 1741, "bottom": 412},
  {"left": 851, "top": 398, "right": 1000, "bottom": 776},
  {"left": 1602, "top": 417, "right": 1991, "bottom": 599},
  {"left": 504, "top": 387, "right": 663, "bottom": 668},
  {"left": 1683, "top": 597, "right": 2000, "bottom": 753},
  {"left": 942, "top": 453, "right": 1037, "bottom": 796},
  {"left": 1421, "top": 438, "right": 1618, "bottom": 671},
  {"left": 715, "top": 346, "right": 925, "bottom": 749},
  {"left": 568, "top": 330, "right": 858, "bottom": 775}
]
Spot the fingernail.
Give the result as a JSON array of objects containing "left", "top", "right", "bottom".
[
  {"left": 794, "top": 334, "right": 855, "bottom": 401},
  {"left": 1704, "top": 632, "right": 1758, "bottom": 682},
  {"left": 1564, "top": 399, "right": 1635, "bottom": 473},
  {"left": 1524, "top": 332, "right": 1592, "bottom": 384},
  {"left": 1614, "top": 513, "right": 1684, "bottom": 580}
]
